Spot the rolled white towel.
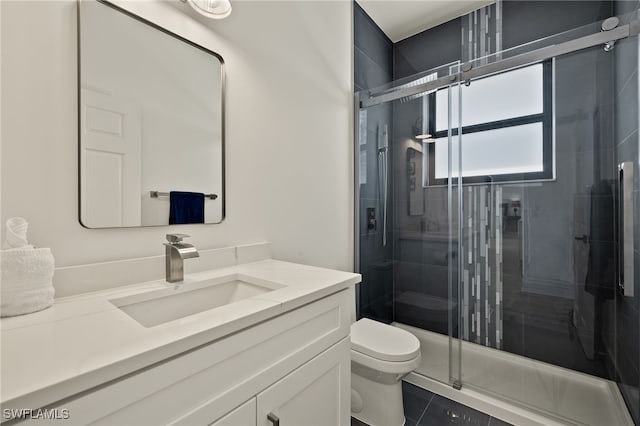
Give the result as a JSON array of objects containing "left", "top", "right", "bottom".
[
  {"left": 1, "top": 286, "right": 55, "bottom": 317},
  {"left": 1, "top": 248, "right": 55, "bottom": 317},
  {"left": 2, "top": 217, "right": 32, "bottom": 250}
]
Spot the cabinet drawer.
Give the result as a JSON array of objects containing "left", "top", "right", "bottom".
[{"left": 26, "top": 290, "right": 351, "bottom": 426}]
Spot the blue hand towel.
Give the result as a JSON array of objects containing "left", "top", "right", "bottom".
[{"left": 169, "top": 191, "right": 205, "bottom": 224}]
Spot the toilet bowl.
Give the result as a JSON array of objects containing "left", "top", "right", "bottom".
[{"left": 350, "top": 318, "right": 421, "bottom": 426}]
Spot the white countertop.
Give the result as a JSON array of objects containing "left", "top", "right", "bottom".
[{"left": 0, "top": 259, "right": 361, "bottom": 411}]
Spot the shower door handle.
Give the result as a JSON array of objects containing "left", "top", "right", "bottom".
[{"left": 619, "top": 162, "right": 634, "bottom": 297}]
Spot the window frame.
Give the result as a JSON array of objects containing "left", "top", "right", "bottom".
[{"left": 425, "top": 60, "right": 554, "bottom": 186}]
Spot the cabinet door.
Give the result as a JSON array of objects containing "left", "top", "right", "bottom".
[
  {"left": 210, "top": 398, "right": 256, "bottom": 426},
  {"left": 256, "top": 338, "right": 350, "bottom": 426}
]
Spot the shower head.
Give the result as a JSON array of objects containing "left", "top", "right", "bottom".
[
  {"left": 416, "top": 134, "right": 436, "bottom": 143},
  {"left": 397, "top": 72, "right": 438, "bottom": 103}
]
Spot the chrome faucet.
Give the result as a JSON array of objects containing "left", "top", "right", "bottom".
[{"left": 164, "top": 234, "right": 199, "bottom": 283}]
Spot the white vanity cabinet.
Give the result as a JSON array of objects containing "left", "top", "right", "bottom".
[
  {"left": 210, "top": 337, "right": 349, "bottom": 426},
  {"left": 17, "top": 290, "right": 351, "bottom": 426}
]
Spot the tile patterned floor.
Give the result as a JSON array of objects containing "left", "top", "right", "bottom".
[{"left": 352, "top": 381, "right": 513, "bottom": 426}]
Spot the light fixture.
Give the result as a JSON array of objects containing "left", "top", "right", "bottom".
[
  {"left": 186, "top": 0, "right": 232, "bottom": 19},
  {"left": 414, "top": 133, "right": 432, "bottom": 140}
]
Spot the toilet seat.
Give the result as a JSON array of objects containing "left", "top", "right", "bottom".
[{"left": 351, "top": 318, "right": 420, "bottom": 362}]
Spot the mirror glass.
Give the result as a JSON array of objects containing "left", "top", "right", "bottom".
[{"left": 79, "top": 0, "right": 224, "bottom": 228}]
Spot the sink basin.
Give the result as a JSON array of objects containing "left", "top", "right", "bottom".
[{"left": 109, "top": 274, "right": 285, "bottom": 327}]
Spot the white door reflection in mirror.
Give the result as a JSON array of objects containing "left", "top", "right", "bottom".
[{"left": 80, "top": 88, "right": 142, "bottom": 228}]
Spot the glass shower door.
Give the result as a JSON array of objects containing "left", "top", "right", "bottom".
[
  {"left": 446, "top": 72, "right": 464, "bottom": 390},
  {"left": 397, "top": 63, "right": 463, "bottom": 389},
  {"left": 355, "top": 61, "right": 464, "bottom": 390},
  {"left": 356, "top": 11, "right": 639, "bottom": 426},
  {"left": 455, "top": 18, "right": 638, "bottom": 425}
]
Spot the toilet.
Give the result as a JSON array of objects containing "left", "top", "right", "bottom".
[{"left": 350, "top": 318, "right": 421, "bottom": 426}]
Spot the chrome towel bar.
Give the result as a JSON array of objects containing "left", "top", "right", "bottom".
[{"left": 150, "top": 191, "right": 218, "bottom": 200}]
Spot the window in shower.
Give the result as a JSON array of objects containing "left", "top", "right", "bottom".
[{"left": 424, "top": 61, "right": 553, "bottom": 185}]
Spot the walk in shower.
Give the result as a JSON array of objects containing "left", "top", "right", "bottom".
[{"left": 355, "top": 5, "right": 640, "bottom": 425}]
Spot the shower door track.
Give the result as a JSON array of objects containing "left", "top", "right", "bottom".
[{"left": 360, "top": 18, "right": 640, "bottom": 108}]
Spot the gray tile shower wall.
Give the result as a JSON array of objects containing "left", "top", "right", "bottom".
[
  {"left": 354, "top": 2, "right": 394, "bottom": 323},
  {"left": 393, "top": 18, "right": 462, "bottom": 80},
  {"left": 393, "top": 1, "right": 612, "bottom": 80},
  {"left": 613, "top": 1, "right": 640, "bottom": 422},
  {"left": 502, "top": 1, "right": 614, "bottom": 50},
  {"left": 354, "top": 3, "right": 392, "bottom": 92},
  {"left": 391, "top": 95, "right": 458, "bottom": 335}
]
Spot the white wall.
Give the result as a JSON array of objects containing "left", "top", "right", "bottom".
[{"left": 1, "top": 0, "right": 354, "bottom": 271}]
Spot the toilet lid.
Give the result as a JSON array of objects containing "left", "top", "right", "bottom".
[{"left": 351, "top": 319, "right": 420, "bottom": 362}]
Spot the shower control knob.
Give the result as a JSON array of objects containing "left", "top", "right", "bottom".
[{"left": 366, "top": 208, "right": 377, "bottom": 231}]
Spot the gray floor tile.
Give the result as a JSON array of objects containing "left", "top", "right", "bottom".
[
  {"left": 353, "top": 382, "right": 511, "bottom": 426},
  {"left": 351, "top": 417, "right": 369, "bottom": 426},
  {"left": 402, "top": 381, "right": 434, "bottom": 422},
  {"left": 352, "top": 414, "right": 419, "bottom": 426},
  {"left": 418, "top": 395, "right": 490, "bottom": 426}
]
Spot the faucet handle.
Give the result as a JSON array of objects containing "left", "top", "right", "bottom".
[{"left": 166, "top": 233, "right": 190, "bottom": 244}]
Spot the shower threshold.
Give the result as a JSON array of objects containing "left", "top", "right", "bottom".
[{"left": 394, "top": 323, "right": 633, "bottom": 426}]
